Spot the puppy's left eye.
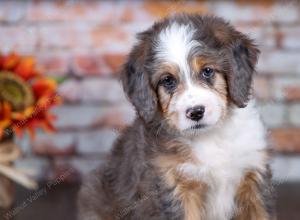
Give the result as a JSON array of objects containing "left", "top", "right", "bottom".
[
  {"left": 159, "top": 75, "right": 177, "bottom": 91},
  {"left": 201, "top": 67, "right": 214, "bottom": 79}
]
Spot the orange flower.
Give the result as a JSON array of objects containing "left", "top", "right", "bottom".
[
  {"left": 0, "top": 53, "right": 20, "bottom": 70},
  {"left": 12, "top": 105, "right": 57, "bottom": 140},
  {"left": 14, "top": 56, "right": 39, "bottom": 81},
  {"left": 32, "top": 78, "right": 57, "bottom": 100},
  {"left": 0, "top": 102, "right": 13, "bottom": 138},
  {"left": 0, "top": 52, "right": 62, "bottom": 140}
]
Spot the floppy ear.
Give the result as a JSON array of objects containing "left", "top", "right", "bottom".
[
  {"left": 121, "top": 44, "right": 157, "bottom": 123},
  {"left": 227, "top": 36, "right": 260, "bottom": 108}
]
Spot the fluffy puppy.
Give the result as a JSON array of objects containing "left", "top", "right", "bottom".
[{"left": 78, "top": 14, "right": 275, "bottom": 220}]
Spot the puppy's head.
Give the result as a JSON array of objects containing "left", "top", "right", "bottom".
[{"left": 122, "top": 14, "right": 259, "bottom": 135}]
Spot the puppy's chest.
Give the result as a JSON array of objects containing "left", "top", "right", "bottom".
[
  {"left": 191, "top": 138, "right": 249, "bottom": 181},
  {"left": 176, "top": 139, "right": 263, "bottom": 220}
]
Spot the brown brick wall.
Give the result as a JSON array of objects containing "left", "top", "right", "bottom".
[{"left": 1, "top": 0, "right": 300, "bottom": 182}]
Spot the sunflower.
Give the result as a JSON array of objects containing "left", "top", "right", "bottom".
[
  {"left": 0, "top": 53, "right": 61, "bottom": 140},
  {"left": 0, "top": 71, "right": 34, "bottom": 111}
]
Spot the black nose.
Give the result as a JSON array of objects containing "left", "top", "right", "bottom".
[{"left": 186, "top": 105, "right": 205, "bottom": 121}]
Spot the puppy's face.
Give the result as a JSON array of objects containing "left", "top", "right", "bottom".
[
  {"left": 152, "top": 23, "right": 228, "bottom": 133},
  {"left": 122, "top": 15, "right": 259, "bottom": 136}
]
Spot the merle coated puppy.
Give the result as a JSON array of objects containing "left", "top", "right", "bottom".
[{"left": 78, "top": 14, "right": 275, "bottom": 220}]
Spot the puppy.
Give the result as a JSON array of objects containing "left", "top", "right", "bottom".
[{"left": 78, "top": 14, "right": 275, "bottom": 220}]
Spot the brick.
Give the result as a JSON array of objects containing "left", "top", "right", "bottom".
[
  {"left": 95, "top": 105, "right": 135, "bottom": 129},
  {"left": 26, "top": 1, "right": 118, "bottom": 24},
  {"left": 102, "top": 53, "right": 127, "bottom": 74},
  {"left": 52, "top": 104, "right": 134, "bottom": 130},
  {"left": 0, "top": 1, "right": 27, "bottom": 23},
  {"left": 270, "top": 2, "right": 300, "bottom": 23},
  {"left": 71, "top": 54, "right": 109, "bottom": 76},
  {"left": 272, "top": 77, "right": 300, "bottom": 101},
  {"left": 236, "top": 25, "right": 276, "bottom": 49},
  {"left": 211, "top": 2, "right": 299, "bottom": 24},
  {"left": 69, "top": 157, "right": 103, "bottom": 176},
  {"left": 77, "top": 129, "right": 119, "bottom": 155},
  {"left": 142, "top": 1, "right": 209, "bottom": 19},
  {"left": 32, "top": 132, "right": 76, "bottom": 156},
  {"left": 120, "top": 2, "right": 153, "bottom": 23},
  {"left": 38, "top": 24, "right": 92, "bottom": 50},
  {"left": 52, "top": 105, "right": 104, "bottom": 130},
  {"left": 90, "top": 26, "right": 132, "bottom": 52},
  {"left": 278, "top": 26, "right": 300, "bottom": 50},
  {"left": 37, "top": 52, "right": 70, "bottom": 77},
  {"left": 80, "top": 78, "right": 128, "bottom": 103},
  {"left": 58, "top": 79, "right": 81, "bottom": 103},
  {"left": 50, "top": 158, "right": 80, "bottom": 183},
  {"left": 122, "top": 19, "right": 153, "bottom": 37},
  {"left": 211, "top": 2, "right": 270, "bottom": 24},
  {"left": 271, "top": 155, "right": 300, "bottom": 182},
  {"left": 257, "top": 51, "right": 300, "bottom": 75},
  {"left": 26, "top": 1, "right": 72, "bottom": 21},
  {"left": 253, "top": 76, "right": 272, "bottom": 101},
  {"left": 288, "top": 104, "right": 300, "bottom": 127},
  {"left": 258, "top": 102, "right": 287, "bottom": 128},
  {"left": 270, "top": 128, "right": 300, "bottom": 153},
  {"left": 0, "top": 26, "right": 38, "bottom": 53},
  {"left": 14, "top": 157, "right": 51, "bottom": 181}
]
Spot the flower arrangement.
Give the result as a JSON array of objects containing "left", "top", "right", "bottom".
[
  {"left": 0, "top": 52, "right": 61, "bottom": 140},
  {"left": 0, "top": 53, "right": 61, "bottom": 204}
]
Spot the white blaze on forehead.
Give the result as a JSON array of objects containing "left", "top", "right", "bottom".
[
  {"left": 155, "top": 23, "right": 201, "bottom": 84},
  {"left": 156, "top": 23, "right": 226, "bottom": 132}
]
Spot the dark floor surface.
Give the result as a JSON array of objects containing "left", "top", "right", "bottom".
[{"left": 1, "top": 182, "right": 299, "bottom": 220}]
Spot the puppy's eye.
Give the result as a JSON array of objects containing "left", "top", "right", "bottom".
[
  {"left": 201, "top": 67, "right": 214, "bottom": 79},
  {"left": 159, "top": 75, "right": 177, "bottom": 91}
]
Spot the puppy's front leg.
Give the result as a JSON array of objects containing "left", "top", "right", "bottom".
[{"left": 233, "top": 171, "right": 275, "bottom": 220}]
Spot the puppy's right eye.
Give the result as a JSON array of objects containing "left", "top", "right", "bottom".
[{"left": 159, "top": 75, "right": 177, "bottom": 91}]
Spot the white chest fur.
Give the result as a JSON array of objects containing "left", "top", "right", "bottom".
[{"left": 178, "top": 101, "right": 267, "bottom": 220}]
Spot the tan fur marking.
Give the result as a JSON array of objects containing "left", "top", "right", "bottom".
[
  {"left": 154, "top": 62, "right": 182, "bottom": 117},
  {"left": 154, "top": 154, "right": 207, "bottom": 220},
  {"left": 174, "top": 179, "right": 206, "bottom": 220},
  {"left": 191, "top": 56, "right": 211, "bottom": 72},
  {"left": 191, "top": 56, "right": 228, "bottom": 102},
  {"left": 233, "top": 171, "right": 269, "bottom": 220},
  {"left": 158, "top": 87, "right": 171, "bottom": 113},
  {"left": 157, "top": 76, "right": 185, "bottom": 129},
  {"left": 190, "top": 56, "right": 218, "bottom": 77},
  {"left": 152, "top": 63, "right": 180, "bottom": 86},
  {"left": 214, "top": 73, "right": 228, "bottom": 101}
]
